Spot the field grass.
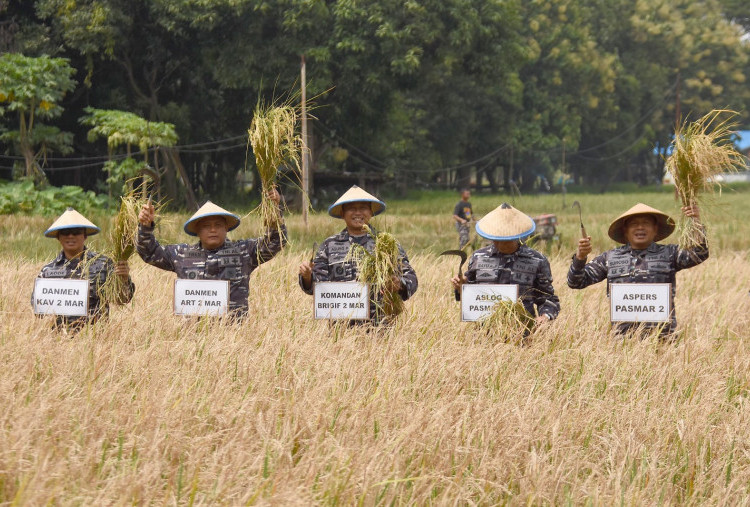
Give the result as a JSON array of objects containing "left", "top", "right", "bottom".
[{"left": 1, "top": 189, "right": 750, "bottom": 503}]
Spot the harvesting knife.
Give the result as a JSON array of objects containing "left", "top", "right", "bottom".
[
  {"left": 571, "top": 201, "right": 587, "bottom": 238},
  {"left": 440, "top": 249, "right": 468, "bottom": 276}
]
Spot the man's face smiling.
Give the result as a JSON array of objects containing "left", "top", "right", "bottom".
[
  {"left": 342, "top": 201, "right": 373, "bottom": 234},
  {"left": 197, "top": 216, "right": 228, "bottom": 250},
  {"left": 57, "top": 228, "right": 86, "bottom": 259},
  {"left": 623, "top": 214, "right": 658, "bottom": 249}
]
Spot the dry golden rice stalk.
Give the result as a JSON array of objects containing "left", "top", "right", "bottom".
[
  {"left": 478, "top": 299, "right": 535, "bottom": 343},
  {"left": 665, "top": 109, "right": 745, "bottom": 249},
  {"left": 247, "top": 100, "right": 301, "bottom": 229},
  {"left": 348, "top": 225, "right": 404, "bottom": 319},
  {"left": 98, "top": 185, "right": 163, "bottom": 306}
]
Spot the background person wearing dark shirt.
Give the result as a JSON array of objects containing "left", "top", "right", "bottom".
[{"left": 452, "top": 189, "right": 473, "bottom": 249}]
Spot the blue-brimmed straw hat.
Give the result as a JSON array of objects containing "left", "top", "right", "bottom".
[
  {"left": 328, "top": 185, "right": 386, "bottom": 218},
  {"left": 608, "top": 203, "right": 674, "bottom": 244},
  {"left": 44, "top": 207, "right": 100, "bottom": 238},
  {"left": 475, "top": 203, "right": 536, "bottom": 241},
  {"left": 183, "top": 201, "right": 240, "bottom": 236}
]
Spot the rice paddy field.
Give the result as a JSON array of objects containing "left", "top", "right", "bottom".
[{"left": 1, "top": 188, "right": 750, "bottom": 504}]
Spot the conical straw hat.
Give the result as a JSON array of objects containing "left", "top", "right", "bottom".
[
  {"left": 183, "top": 201, "right": 241, "bottom": 236},
  {"left": 328, "top": 185, "right": 386, "bottom": 218},
  {"left": 44, "top": 207, "right": 100, "bottom": 238},
  {"left": 608, "top": 203, "right": 674, "bottom": 244},
  {"left": 475, "top": 203, "right": 536, "bottom": 240}
]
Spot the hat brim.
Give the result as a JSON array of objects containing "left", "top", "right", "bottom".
[
  {"left": 475, "top": 220, "right": 536, "bottom": 241},
  {"left": 608, "top": 213, "right": 675, "bottom": 243},
  {"left": 45, "top": 224, "right": 100, "bottom": 238},
  {"left": 184, "top": 212, "right": 241, "bottom": 236},
  {"left": 328, "top": 199, "right": 386, "bottom": 219}
]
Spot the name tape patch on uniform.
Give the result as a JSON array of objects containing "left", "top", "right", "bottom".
[
  {"left": 610, "top": 283, "right": 670, "bottom": 323},
  {"left": 33, "top": 279, "right": 90, "bottom": 316},
  {"left": 174, "top": 279, "right": 229, "bottom": 316},
  {"left": 461, "top": 284, "right": 518, "bottom": 322},
  {"left": 314, "top": 281, "right": 369, "bottom": 320}
]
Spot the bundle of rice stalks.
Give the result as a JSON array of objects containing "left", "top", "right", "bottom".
[
  {"left": 98, "top": 187, "right": 162, "bottom": 305},
  {"left": 478, "top": 299, "right": 535, "bottom": 343},
  {"left": 248, "top": 100, "right": 301, "bottom": 229},
  {"left": 348, "top": 225, "right": 404, "bottom": 319},
  {"left": 665, "top": 109, "right": 745, "bottom": 249}
]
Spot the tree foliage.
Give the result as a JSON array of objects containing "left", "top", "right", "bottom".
[
  {"left": 0, "top": 52, "right": 76, "bottom": 183},
  {"left": 0, "top": 0, "right": 747, "bottom": 202}
]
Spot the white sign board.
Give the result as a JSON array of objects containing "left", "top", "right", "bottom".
[
  {"left": 33, "top": 278, "right": 89, "bottom": 316},
  {"left": 314, "top": 281, "right": 369, "bottom": 320},
  {"left": 174, "top": 279, "right": 229, "bottom": 316},
  {"left": 461, "top": 284, "right": 519, "bottom": 322},
  {"left": 610, "top": 283, "right": 671, "bottom": 323}
]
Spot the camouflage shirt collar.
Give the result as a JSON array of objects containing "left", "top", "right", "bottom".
[
  {"left": 195, "top": 240, "right": 230, "bottom": 252},
  {"left": 54, "top": 246, "right": 93, "bottom": 266},
  {"left": 336, "top": 227, "right": 378, "bottom": 241},
  {"left": 622, "top": 242, "right": 661, "bottom": 254},
  {"left": 488, "top": 243, "right": 528, "bottom": 258}
]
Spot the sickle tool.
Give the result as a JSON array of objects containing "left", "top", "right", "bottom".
[
  {"left": 571, "top": 201, "right": 587, "bottom": 238},
  {"left": 311, "top": 241, "right": 318, "bottom": 262},
  {"left": 440, "top": 249, "right": 468, "bottom": 276}
]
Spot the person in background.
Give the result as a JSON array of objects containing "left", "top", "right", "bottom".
[{"left": 452, "top": 188, "right": 473, "bottom": 250}]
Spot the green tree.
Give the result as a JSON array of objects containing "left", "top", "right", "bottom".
[
  {"left": 0, "top": 53, "right": 76, "bottom": 183},
  {"left": 80, "top": 107, "right": 177, "bottom": 195}
]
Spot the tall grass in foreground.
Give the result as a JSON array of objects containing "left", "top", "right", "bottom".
[{"left": 2, "top": 230, "right": 750, "bottom": 503}]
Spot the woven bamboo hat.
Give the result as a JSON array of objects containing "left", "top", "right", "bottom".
[
  {"left": 183, "top": 201, "right": 240, "bottom": 236},
  {"left": 44, "top": 207, "right": 100, "bottom": 238},
  {"left": 328, "top": 185, "right": 386, "bottom": 218},
  {"left": 608, "top": 203, "right": 675, "bottom": 243},
  {"left": 475, "top": 203, "right": 536, "bottom": 240}
]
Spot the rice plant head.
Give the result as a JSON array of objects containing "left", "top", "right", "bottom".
[
  {"left": 665, "top": 110, "right": 745, "bottom": 248},
  {"left": 348, "top": 225, "right": 404, "bottom": 318},
  {"left": 247, "top": 99, "right": 302, "bottom": 231},
  {"left": 479, "top": 299, "right": 535, "bottom": 343}
]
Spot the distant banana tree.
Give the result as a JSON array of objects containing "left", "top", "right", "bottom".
[
  {"left": 80, "top": 107, "right": 177, "bottom": 195},
  {"left": 0, "top": 53, "right": 76, "bottom": 185}
]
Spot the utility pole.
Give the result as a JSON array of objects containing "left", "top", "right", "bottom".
[{"left": 301, "top": 55, "right": 310, "bottom": 227}]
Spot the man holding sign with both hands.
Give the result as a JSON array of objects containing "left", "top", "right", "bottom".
[
  {"left": 567, "top": 202, "right": 708, "bottom": 338},
  {"left": 451, "top": 203, "right": 560, "bottom": 327},
  {"left": 136, "top": 188, "right": 286, "bottom": 318}
]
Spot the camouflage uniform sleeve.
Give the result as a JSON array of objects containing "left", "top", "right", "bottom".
[
  {"left": 396, "top": 244, "right": 418, "bottom": 301},
  {"left": 567, "top": 251, "right": 609, "bottom": 289},
  {"left": 299, "top": 242, "right": 330, "bottom": 295},
  {"left": 534, "top": 256, "right": 560, "bottom": 319},
  {"left": 250, "top": 223, "right": 288, "bottom": 266},
  {"left": 674, "top": 226, "right": 709, "bottom": 270},
  {"left": 136, "top": 224, "right": 178, "bottom": 271}
]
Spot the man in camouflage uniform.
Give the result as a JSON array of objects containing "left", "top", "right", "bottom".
[
  {"left": 298, "top": 186, "right": 418, "bottom": 325},
  {"left": 567, "top": 202, "right": 708, "bottom": 337},
  {"left": 453, "top": 188, "right": 473, "bottom": 250},
  {"left": 137, "top": 190, "right": 286, "bottom": 318},
  {"left": 33, "top": 208, "right": 134, "bottom": 329},
  {"left": 452, "top": 203, "right": 560, "bottom": 325}
]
